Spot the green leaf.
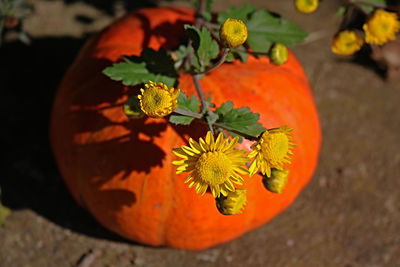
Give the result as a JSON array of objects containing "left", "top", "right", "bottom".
[
  {"left": 169, "top": 115, "right": 194, "bottom": 125},
  {"left": 169, "top": 92, "right": 200, "bottom": 125},
  {"left": 246, "top": 10, "right": 308, "bottom": 52},
  {"left": 185, "top": 25, "right": 219, "bottom": 71},
  {"left": 217, "top": 4, "right": 258, "bottom": 24},
  {"left": 103, "top": 48, "right": 178, "bottom": 88},
  {"left": 336, "top": 6, "right": 347, "bottom": 17},
  {"left": 230, "top": 49, "right": 249, "bottom": 63},
  {"left": 215, "top": 101, "right": 234, "bottom": 116},
  {"left": 206, "top": 111, "right": 219, "bottom": 125},
  {"left": 216, "top": 102, "right": 266, "bottom": 138},
  {"left": 225, "top": 51, "right": 235, "bottom": 62},
  {"left": 234, "top": 50, "right": 249, "bottom": 63},
  {"left": 177, "top": 92, "right": 200, "bottom": 113},
  {"left": 123, "top": 96, "right": 144, "bottom": 119},
  {"left": 360, "top": 0, "right": 385, "bottom": 13}
]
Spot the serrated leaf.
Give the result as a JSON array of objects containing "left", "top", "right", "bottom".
[
  {"left": 177, "top": 92, "right": 200, "bottom": 113},
  {"left": 216, "top": 102, "right": 266, "bottom": 138},
  {"left": 169, "top": 115, "right": 195, "bottom": 125},
  {"left": 215, "top": 101, "right": 234, "bottom": 116},
  {"left": 217, "top": 4, "right": 258, "bottom": 24},
  {"left": 185, "top": 25, "right": 219, "bottom": 71},
  {"left": 103, "top": 48, "right": 178, "bottom": 88},
  {"left": 246, "top": 10, "right": 308, "bottom": 52},
  {"left": 170, "top": 92, "right": 200, "bottom": 126},
  {"left": 123, "top": 96, "right": 144, "bottom": 119}
]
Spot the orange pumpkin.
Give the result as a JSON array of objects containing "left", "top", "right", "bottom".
[{"left": 50, "top": 7, "right": 321, "bottom": 250}]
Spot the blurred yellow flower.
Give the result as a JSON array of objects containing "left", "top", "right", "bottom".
[
  {"left": 363, "top": 9, "right": 400, "bottom": 45},
  {"left": 331, "top": 30, "right": 364, "bottom": 55},
  {"left": 295, "top": 0, "right": 318, "bottom": 14}
]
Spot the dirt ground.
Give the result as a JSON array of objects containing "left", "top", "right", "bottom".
[{"left": 1, "top": 0, "right": 399, "bottom": 266}]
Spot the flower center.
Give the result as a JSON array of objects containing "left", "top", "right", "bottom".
[
  {"left": 195, "top": 151, "right": 232, "bottom": 186},
  {"left": 141, "top": 87, "right": 172, "bottom": 114},
  {"left": 261, "top": 132, "right": 289, "bottom": 163}
]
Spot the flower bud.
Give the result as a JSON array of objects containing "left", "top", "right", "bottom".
[
  {"left": 219, "top": 18, "right": 248, "bottom": 48},
  {"left": 216, "top": 189, "right": 247, "bottom": 215},
  {"left": 270, "top": 43, "right": 288, "bottom": 65},
  {"left": 263, "top": 168, "right": 289, "bottom": 194}
]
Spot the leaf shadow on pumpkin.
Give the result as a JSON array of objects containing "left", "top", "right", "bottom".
[
  {"left": 0, "top": 37, "right": 148, "bottom": 244},
  {"left": 133, "top": 11, "right": 193, "bottom": 52}
]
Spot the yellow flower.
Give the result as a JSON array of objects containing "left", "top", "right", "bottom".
[
  {"left": 220, "top": 18, "right": 248, "bottom": 48},
  {"left": 331, "top": 30, "right": 364, "bottom": 55},
  {"left": 216, "top": 189, "right": 247, "bottom": 215},
  {"left": 270, "top": 43, "right": 289, "bottom": 65},
  {"left": 248, "top": 126, "right": 295, "bottom": 177},
  {"left": 173, "top": 131, "right": 249, "bottom": 198},
  {"left": 263, "top": 168, "right": 289, "bottom": 194},
  {"left": 295, "top": 0, "right": 318, "bottom": 14},
  {"left": 363, "top": 9, "right": 400, "bottom": 45},
  {"left": 137, "top": 81, "right": 180, "bottom": 118}
]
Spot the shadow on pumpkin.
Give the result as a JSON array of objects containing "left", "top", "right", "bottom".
[
  {"left": 0, "top": 37, "right": 143, "bottom": 244},
  {"left": 134, "top": 12, "right": 193, "bottom": 51}
]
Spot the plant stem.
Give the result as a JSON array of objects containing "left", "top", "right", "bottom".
[
  {"left": 233, "top": 48, "right": 269, "bottom": 56},
  {"left": 198, "top": 48, "right": 230, "bottom": 74},
  {"left": 193, "top": 74, "right": 215, "bottom": 134},
  {"left": 195, "top": 0, "right": 206, "bottom": 27},
  {"left": 172, "top": 109, "right": 260, "bottom": 141},
  {"left": 173, "top": 108, "right": 203, "bottom": 119}
]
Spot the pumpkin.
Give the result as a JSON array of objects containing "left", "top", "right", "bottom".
[{"left": 50, "top": 7, "right": 321, "bottom": 250}]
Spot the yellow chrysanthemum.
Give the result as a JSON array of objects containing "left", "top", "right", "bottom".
[
  {"left": 331, "top": 30, "right": 364, "bottom": 55},
  {"left": 137, "top": 81, "right": 180, "bottom": 118},
  {"left": 295, "top": 0, "right": 318, "bottom": 14},
  {"left": 220, "top": 18, "right": 248, "bottom": 48},
  {"left": 248, "top": 126, "right": 295, "bottom": 177},
  {"left": 172, "top": 131, "right": 249, "bottom": 198},
  {"left": 263, "top": 168, "right": 289, "bottom": 194},
  {"left": 216, "top": 189, "right": 247, "bottom": 215},
  {"left": 363, "top": 9, "right": 400, "bottom": 45}
]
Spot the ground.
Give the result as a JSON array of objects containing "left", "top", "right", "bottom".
[{"left": 1, "top": 0, "right": 399, "bottom": 266}]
